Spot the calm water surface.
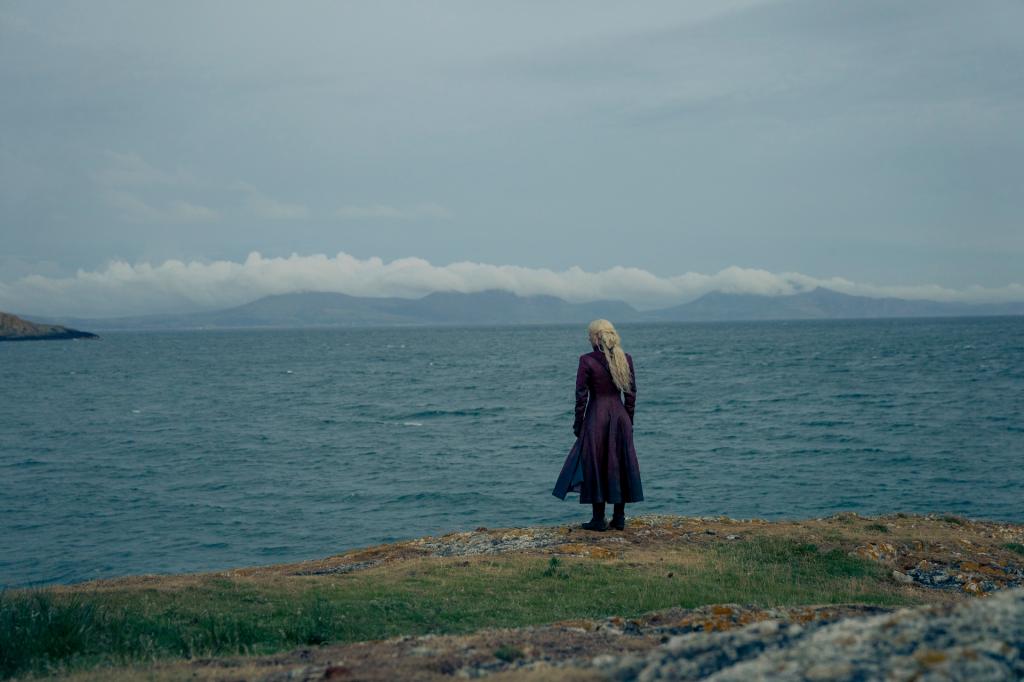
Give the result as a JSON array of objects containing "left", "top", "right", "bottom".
[{"left": 2, "top": 318, "right": 1022, "bottom": 587}]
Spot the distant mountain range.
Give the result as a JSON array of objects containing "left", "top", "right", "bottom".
[
  {"left": 30, "top": 290, "right": 640, "bottom": 331},
  {"left": 650, "top": 287, "right": 1024, "bottom": 322},
  {"left": 16, "top": 287, "right": 1024, "bottom": 331}
]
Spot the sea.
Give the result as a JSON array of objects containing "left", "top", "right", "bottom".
[{"left": 2, "top": 317, "right": 1022, "bottom": 588}]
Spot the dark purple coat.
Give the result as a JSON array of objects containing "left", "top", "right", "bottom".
[{"left": 552, "top": 347, "right": 644, "bottom": 504}]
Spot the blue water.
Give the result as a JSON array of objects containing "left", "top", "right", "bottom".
[{"left": 2, "top": 318, "right": 1022, "bottom": 587}]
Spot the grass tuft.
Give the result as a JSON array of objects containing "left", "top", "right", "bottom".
[
  {"left": 541, "top": 556, "right": 569, "bottom": 580},
  {"left": 1004, "top": 543, "right": 1024, "bottom": 556}
]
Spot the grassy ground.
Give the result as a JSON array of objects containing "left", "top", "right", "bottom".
[{"left": 6, "top": 513, "right": 1020, "bottom": 680}]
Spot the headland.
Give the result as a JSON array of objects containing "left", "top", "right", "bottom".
[
  {"left": 0, "top": 312, "right": 97, "bottom": 341},
  {"left": 4, "top": 513, "right": 1023, "bottom": 680}
]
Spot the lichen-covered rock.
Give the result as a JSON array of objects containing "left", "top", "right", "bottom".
[
  {"left": 601, "top": 587, "right": 1024, "bottom": 681},
  {"left": 853, "top": 542, "right": 898, "bottom": 563},
  {"left": 901, "top": 558, "right": 1024, "bottom": 594},
  {"left": 604, "top": 619, "right": 808, "bottom": 681}
]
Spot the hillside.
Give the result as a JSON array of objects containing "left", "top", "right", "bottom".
[
  {"left": 49, "top": 290, "right": 644, "bottom": 331},
  {"left": 651, "top": 287, "right": 1024, "bottom": 322},
  {"left": 0, "top": 311, "right": 97, "bottom": 341}
]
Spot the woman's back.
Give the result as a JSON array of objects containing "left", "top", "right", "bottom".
[
  {"left": 577, "top": 350, "right": 637, "bottom": 432},
  {"left": 580, "top": 350, "right": 634, "bottom": 398}
]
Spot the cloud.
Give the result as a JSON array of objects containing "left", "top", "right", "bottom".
[
  {"left": 94, "top": 151, "right": 196, "bottom": 188},
  {"left": 95, "top": 151, "right": 220, "bottom": 223},
  {"left": 95, "top": 154, "right": 310, "bottom": 222},
  {"left": 102, "top": 191, "right": 220, "bottom": 223},
  {"left": 243, "top": 194, "right": 310, "bottom": 220},
  {"left": 1, "top": 251, "right": 1021, "bottom": 318},
  {"left": 335, "top": 203, "right": 452, "bottom": 220}
]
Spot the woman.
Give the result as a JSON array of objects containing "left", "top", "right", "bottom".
[{"left": 553, "top": 319, "right": 643, "bottom": 531}]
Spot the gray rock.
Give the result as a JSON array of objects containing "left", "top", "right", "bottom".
[
  {"left": 297, "top": 560, "right": 379, "bottom": 575},
  {"left": 892, "top": 569, "right": 915, "bottom": 585},
  {"left": 602, "top": 588, "right": 1024, "bottom": 681}
]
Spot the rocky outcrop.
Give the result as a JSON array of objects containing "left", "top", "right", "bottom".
[
  {"left": 600, "top": 587, "right": 1024, "bottom": 681},
  {"left": 0, "top": 311, "right": 97, "bottom": 341}
]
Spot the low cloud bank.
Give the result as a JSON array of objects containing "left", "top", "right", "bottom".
[{"left": 2, "top": 251, "right": 1022, "bottom": 318}]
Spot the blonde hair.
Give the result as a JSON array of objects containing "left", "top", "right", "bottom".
[{"left": 587, "top": 319, "right": 632, "bottom": 394}]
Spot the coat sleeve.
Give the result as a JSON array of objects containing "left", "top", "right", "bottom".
[
  {"left": 573, "top": 356, "right": 589, "bottom": 436},
  {"left": 624, "top": 354, "right": 637, "bottom": 424}
]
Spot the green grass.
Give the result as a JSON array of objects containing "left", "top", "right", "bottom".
[
  {"left": 1004, "top": 542, "right": 1024, "bottom": 556},
  {"left": 1, "top": 538, "right": 912, "bottom": 680}
]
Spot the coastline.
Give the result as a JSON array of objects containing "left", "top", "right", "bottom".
[{"left": 6, "top": 513, "right": 1024, "bottom": 680}]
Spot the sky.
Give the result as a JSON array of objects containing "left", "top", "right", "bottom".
[{"left": 1, "top": 0, "right": 1022, "bottom": 316}]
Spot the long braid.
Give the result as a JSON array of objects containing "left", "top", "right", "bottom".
[{"left": 590, "top": 321, "right": 632, "bottom": 394}]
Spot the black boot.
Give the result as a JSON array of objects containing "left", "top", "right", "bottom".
[
  {"left": 610, "top": 503, "right": 625, "bottom": 530},
  {"left": 582, "top": 502, "right": 607, "bottom": 531}
]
